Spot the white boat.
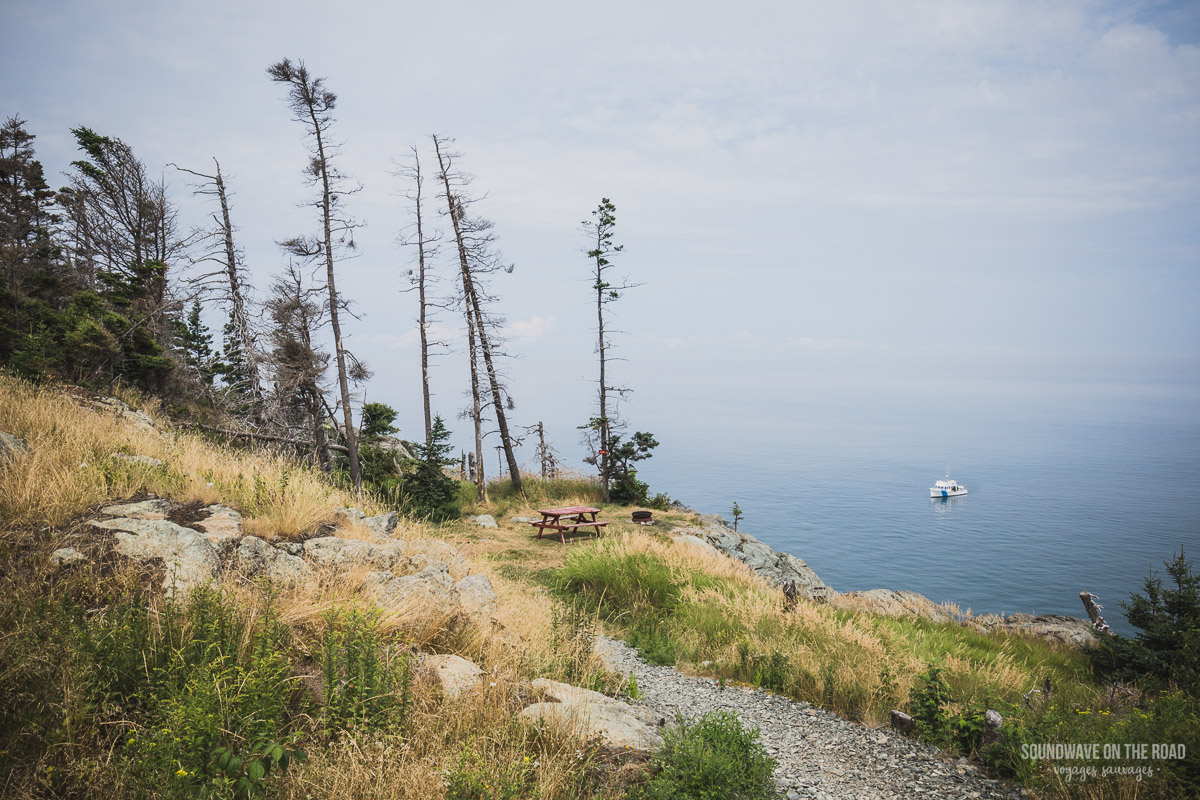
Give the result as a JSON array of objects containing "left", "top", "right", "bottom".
[{"left": 930, "top": 475, "right": 967, "bottom": 498}]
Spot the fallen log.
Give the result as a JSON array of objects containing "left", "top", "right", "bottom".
[{"left": 194, "top": 425, "right": 350, "bottom": 454}]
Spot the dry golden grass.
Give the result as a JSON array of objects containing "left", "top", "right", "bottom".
[
  {"left": 0, "top": 372, "right": 373, "bottom": 535},
  {"left": 565, "top": 528, "right": 1074, "bottom": 727}
]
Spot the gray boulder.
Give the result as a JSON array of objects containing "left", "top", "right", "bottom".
[
  {"left": 93, "top": 517, "right": 218, "bottom": 596},
  {"left": 421, "top": 654, "right": 484, "bottom": 700},
  {"left": 839, "top": 589, "right": 957, "bottom": 623},
  {"left": 235, "top": 535, "right": 312, "bottom": 584},
  {"left": 363, "top": 511, "right": 399, "bottom": 537},
  {"left": 0, "top": 431, "right": 29, "bottom": 465},
  {"left": 472, "top": 514, "right": 498, "bottom": 529},
  {"left": 303, "top": 536, "right": 407, "bottom": 570},
  {"left": 369, "top": 561, "right": 458, "bottom": 608},
  {"left": 520, "top": 678, "right": 666, "bottom": 751},
  {"left": 456, "top": 574, "right": 498, "bottom": 615}
]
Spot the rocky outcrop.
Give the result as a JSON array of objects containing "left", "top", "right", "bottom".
[
  {"left": 456, "top": 574, "right": 498, "bottom": 615},
  {"left": 235, "top": 535, "right": 312, "bottom": 584},
  {"left": 0, "top": 431, "right": 29, "bottom": 465},
  {"left": 976, "top": 613, "right": 1097, "bottom": 647},
  {"left": 87, "top": 396, "right": 157, "bottom": 433},
  {"left": 93, "top": 517, "right": 219, "bottom": 596},
  {"left": 670, "top": 515, "right": 829, "bottom": 597},
  {"left": 100, "top": 499, "right": 172, "bottom": 520},
  {"left": 837, "top": 589, "right": 958, "bottom": 623},
  {"left": 85, "top": 497, "right": 499, "bottom": 622},
  {"left": 519, "top": 678, "right": 667, "bottom": 751},
  {"left": 472, "top": 514, "right": 498, "bottom": 529}
]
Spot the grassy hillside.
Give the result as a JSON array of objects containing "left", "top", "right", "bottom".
[{"left": 1, "top": 371, "right": 1195, "bottom": 800}]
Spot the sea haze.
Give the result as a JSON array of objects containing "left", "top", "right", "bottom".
[{"left": 638, "top": 376, "right": 1200, "bottom": 636}]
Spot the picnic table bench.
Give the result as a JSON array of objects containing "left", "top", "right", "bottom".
[{"left": 532, "top": 505, "right": 609, "bottom": 543}]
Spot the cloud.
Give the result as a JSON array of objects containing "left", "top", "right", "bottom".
[{"left": 507, "top": 315, "right": 554, "bottom": 342}]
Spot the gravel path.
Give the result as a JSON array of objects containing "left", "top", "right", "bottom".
[{"left": 600, "top": 637, "right": 1029, "bottom": 800}]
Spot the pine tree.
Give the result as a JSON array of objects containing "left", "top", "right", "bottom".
[{"left": 399, "top": 415, "right": 461, "bottom": 521}]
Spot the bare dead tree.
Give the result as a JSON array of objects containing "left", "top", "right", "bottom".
[
  {"left": 171, "top": 159, "right": 264, "bottom": 420},
  {"left": 394, "top": 144, "right": 447, "bottom": 446},
  {"left": 431, "top": 135, "right": 523, "bottom": 497},
  {"left": 582, "top": 198, "right": 640, "bottom": 502},
  {"left": 268, "top": 57, "right": 364, "bottom": 491}
]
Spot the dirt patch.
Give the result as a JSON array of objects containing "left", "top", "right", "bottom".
[{"left": 168, "top": 499, "right": 209, "bottom": 528}]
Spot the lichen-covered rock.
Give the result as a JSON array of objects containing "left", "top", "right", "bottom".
[
  {"left": 303, "top": 536, "right": 407, "bottom": 569},
  {"left": 456, "top": 574, "right": 498, "bottom": 615},
  {"left": 362, "top": 511, "right": 398, "bottom": 537},
  {"left": 405, "top": 539, "right": 468, "bottom": 577},
  {"left": 472, "top": 514, "right": 498, "bottom": 529},
  {"left": 422, "top": 654, "right": 483, "bottom": 700},
  {"left": 51, "top": 547, "right": 87, "bottom": 567},
  {"left": 235, "top": 536, "right": 312, "bottom": 584},
  {"left": 0, "top": 431, "right": 29, "bottom": 465},
  {"left": 93, "top": 517, "right": 217, "bottom": 596},
  {"left": 369, "top": 561, "right": 458, "bottom": 607},
  {"left": 520, "top": 678, "right": 666, "bottom": 751},
  {"left": 100, "top": 499, "right": 172, "bottom": 520},
  {"left": 510, "top": 516, "right": 535, "bottom": 523}
]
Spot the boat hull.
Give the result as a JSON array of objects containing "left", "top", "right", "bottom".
[{"left": 930, "top": 488, "right": 968, "bottom": 498}]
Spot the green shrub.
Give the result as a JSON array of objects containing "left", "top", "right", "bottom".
[
  {"left": 443, "top": 746, "right": 536, "bottom": 800},
  {"left": 1088, "top": 549, "right": 1200, "bottom": 693},
  {"left": 630, "top": 712, "right": 777, "bottom": 800}
]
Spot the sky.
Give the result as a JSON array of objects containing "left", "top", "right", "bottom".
[{"left": 2, "top": 0, "right": 1198, "bottom": 469}]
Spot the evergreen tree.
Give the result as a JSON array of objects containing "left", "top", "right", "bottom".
[
  {"left": 173, "top": 299, "right": 215, "bottom": 386},
  {"left": 399, "top": 415, "right": 460, "bottom": 521}
]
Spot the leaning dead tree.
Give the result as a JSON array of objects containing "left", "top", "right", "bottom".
[
  {"left": 268, "top": 57, "right": 364, "bottom": 491},
  {"left": 171, "top": 158, "right": 263, "bottom": 420},
  {"left": 431, "top": 135, "right": 523, "bottom": 497}
]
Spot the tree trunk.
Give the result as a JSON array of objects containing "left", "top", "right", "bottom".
[
  {"left": 309, "top": 109, "right": 360, "bottom": 492},
  {"left": 463, "top": 278, "right": 523, "bottom": 493},
  {"left": 433, "top": 136, "right": 488, "bottom": 502},
  {"left": 212, "top": 159, "right": 263, "bottom": 420},
  {"left": 411, "top": 149, "right": 434, "bottom": 445}
]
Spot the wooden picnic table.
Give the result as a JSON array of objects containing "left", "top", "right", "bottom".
[{"left": 532, "top": 505, "right": 609, "bottom": 543}]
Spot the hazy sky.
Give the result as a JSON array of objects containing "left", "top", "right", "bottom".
[{"left": 3, "top": 0, "right": 1198, "bottom": 464}]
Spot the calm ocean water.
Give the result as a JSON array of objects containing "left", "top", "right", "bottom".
[{"left": 637, "top": 377, "right": 1200, "bottom": 636}]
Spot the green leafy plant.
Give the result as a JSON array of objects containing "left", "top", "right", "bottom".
[
  {"left": 318, "top": 607, "right": 413, "bottom": 736},
  {"left": 630, "top": 712, "right": 776, "bottom": 800}
]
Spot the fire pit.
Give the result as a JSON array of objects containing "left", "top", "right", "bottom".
[{"left": 631, "top": 510, "right": 654, "bottom": 525}]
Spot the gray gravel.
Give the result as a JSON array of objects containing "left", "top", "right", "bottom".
[{"left": 601, "top": 637, "right": 1028, "bottom": 800}]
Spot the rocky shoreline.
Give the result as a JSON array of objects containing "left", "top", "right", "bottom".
[{"left": 665, "top": 507, "right": 1098, "bottom": 647}]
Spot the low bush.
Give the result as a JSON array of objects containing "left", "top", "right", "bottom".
[{"left": 629, "top": 712, "right": 776, "bottom": 800}]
